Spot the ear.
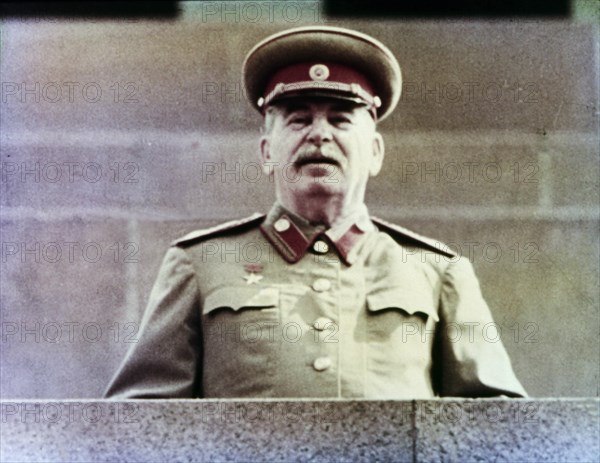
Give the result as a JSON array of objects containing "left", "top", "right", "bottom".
[
  {"left": 369, "top": 132, "right": 385, "bottom": 177},
  {"left": 259, "top": 135, "right": 273, "bottom": 176}
]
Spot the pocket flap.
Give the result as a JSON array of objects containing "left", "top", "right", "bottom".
[
  {"left": 366, "top": 287, "right": 439, "bottom": 322},
  {"left": 203, "top": 286, "right": 279, "bottom": 315}
]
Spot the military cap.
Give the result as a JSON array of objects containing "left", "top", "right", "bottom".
[{"left": 243, "top": 26, "right": 402, "bottom": 121}]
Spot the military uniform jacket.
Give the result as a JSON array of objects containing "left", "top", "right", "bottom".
[{"left": 105, "top": 203, "right": 527, "bottom": 399}]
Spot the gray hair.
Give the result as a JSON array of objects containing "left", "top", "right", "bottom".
[{"left": 262, "top": 105, "right": 283, "bottom": 135}]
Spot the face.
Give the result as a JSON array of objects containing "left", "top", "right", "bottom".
[{"left": 259, "top": 99, "right": 384, "bottom": 210}]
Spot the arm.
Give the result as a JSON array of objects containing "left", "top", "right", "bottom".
[
  {"left": 104, "top": 246, "right": 202, "bottom": 398},
  {"left": 434, "top": 257, "right": 527, "bottom": 397}
]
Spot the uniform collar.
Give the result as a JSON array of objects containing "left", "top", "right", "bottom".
[{"left": 260, "top": 201, "right": 375, "bottom": 265}]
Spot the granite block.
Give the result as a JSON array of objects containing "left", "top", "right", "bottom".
[
  {"left": 415, "top": 399, "right": 599, "bottom": 462},
  {"left": 1, "top": 399, "right": 597, "bottom": 462},
  {"left": 0, "top": 400, "right": 414, "bottom": 462},
  {"left": 0, "top": 219, "right": 131, "bottom": 398}
]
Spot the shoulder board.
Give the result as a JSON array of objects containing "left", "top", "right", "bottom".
[
  {"left": 171, "top": 213, "right": 265, "bottom": 247},
  {"left": 371, "top": 216, "right": 457, "bottom": 258}
]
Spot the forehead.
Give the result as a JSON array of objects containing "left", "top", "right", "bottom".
[{"left": 270, "top": 98, "right": 368, "bottom": 115}]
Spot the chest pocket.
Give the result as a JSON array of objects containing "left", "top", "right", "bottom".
[
  {"left": 201, "top": 286, "right": 281, "bottom": 395},
  {"left": 366, "top": 287, "right": 439, "bottom": 341},
  {"left": 202, "top": 286, "right": 280, "bottom": 323}
]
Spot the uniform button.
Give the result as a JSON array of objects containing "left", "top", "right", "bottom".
[
  {"left": 312, "top": 240, "right": 329, "bottom": 254},
  {"left": 274, "top": 218, "right": 290, "bottom": 232},
  {"left": 313, "top": 357, "right": 332, "bottom": 371},
  {"left": 312, "top": 278, "right": 331, "bottom": 292},
  {"left": 313, "top": 317, "right": 334, "bottom": 331}
]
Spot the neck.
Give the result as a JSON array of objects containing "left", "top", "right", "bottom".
[{"left": 280, "top": 193, "right": 365, "bottom": 228}]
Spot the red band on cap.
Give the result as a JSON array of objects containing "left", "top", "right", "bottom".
[{"left": 262, "top": 62, "right": 379, "bottom": 110}]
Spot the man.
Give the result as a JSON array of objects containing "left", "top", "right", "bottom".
[{"left": 105, "top": 26, "right": 526, "bottom": 399}]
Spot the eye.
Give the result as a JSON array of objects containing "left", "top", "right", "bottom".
[
  {"left": 330, "top": 114, "right": 353, "bottom": 127},
  {"left": 287, "top": 115, "right": 311, "bottom": 128}
]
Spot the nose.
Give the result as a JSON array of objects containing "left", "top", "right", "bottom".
[{"left": 306, "top": 115, "right": 333, "bottom": 146}]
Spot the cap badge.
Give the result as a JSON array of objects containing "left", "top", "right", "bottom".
[{"left": 309, "top": 64, "right": 330, "bottom": 81}]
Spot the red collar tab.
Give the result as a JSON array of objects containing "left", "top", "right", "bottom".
[
  {"left": 260, "top": 214, "right": 311, "bottom": 263},
  {"left": 260, "top": 213, "right": 368, "bottom": 265},
  {"left": 331, "top": 224, "right": 365, "bottom": 265}
]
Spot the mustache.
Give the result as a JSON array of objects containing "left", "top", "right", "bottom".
[{"left": 293, "top": 146, "right": 344, "bottom": 167}]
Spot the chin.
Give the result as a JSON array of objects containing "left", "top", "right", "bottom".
[{"left": 296, "top": 179, "right": 344, "bottom": 198}]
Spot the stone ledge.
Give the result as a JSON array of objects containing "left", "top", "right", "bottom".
[{"left": 0, "top": 399, "right": 598, "bottom": 462}]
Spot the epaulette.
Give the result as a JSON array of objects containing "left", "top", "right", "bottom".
[
  {"left": 171, "top": 213, "right": 265, "bottom": 248},
  {"left": 371, "top": 216, "right": 457, "bottom": 258}
]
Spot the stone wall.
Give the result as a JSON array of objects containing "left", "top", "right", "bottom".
[{"left": 1, "top": 399, "right": 598, "bottom": 462}]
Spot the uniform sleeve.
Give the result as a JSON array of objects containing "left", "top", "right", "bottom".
[
  {"left": 435, "top": 257, "right": 527, "bottom": 397},
  {"left": 104, "top": 246, "right": 202, "bottom": 398}
]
